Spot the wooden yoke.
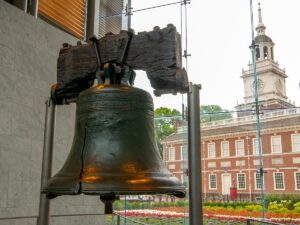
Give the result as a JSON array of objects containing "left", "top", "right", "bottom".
[{"left": 53, "top": 24, "right": 188, "bottom": 104}]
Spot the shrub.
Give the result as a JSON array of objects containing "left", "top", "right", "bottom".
[
  {"left": 293, "top": 202, "right": 300, "bottom": 213},
  {"left": 235, "top": 206, "right": 245, "bottom": 211},
  {"left": 265, "top": 194, "right": 300, "bottom": 206},
  {"left": 267, "top": 201, "right": 289, "bottom": 213},
  {"left": 175, "top": 200, "right": 186, "bottom": 207},
  {"left": 245, "top": 204, "right": 263, "bottom": 212}
]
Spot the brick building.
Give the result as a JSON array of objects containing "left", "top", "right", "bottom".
[
  {"left": 163, "top": 109, "right": 300, "bottom": 201},
  {"left": 162, "top": 4, "right": 300, "bottom": 201}
]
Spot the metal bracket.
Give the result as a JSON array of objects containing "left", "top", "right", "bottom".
[
  {"left": 183, "top": 50, "right": 191, "bottom": 58},
  {"left": 182, "top": 0, "right": 191, "bottom": 5}
]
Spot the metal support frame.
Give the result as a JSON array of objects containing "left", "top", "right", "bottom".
[
  {"left": 86, "top": 0, "right": 100, "bottom": 40},
  {"left": 28, "top": 0, "right": 38, "bottom": 18},
  {"left": 127, "top": 0, "right": 132, "bottom": 30},
  {"left": 22, "top": 0, "right": 28, "bottom": 12},
  {"left": 36, "top": 98, "right": 56, "bottom": 225},
  {"left": 187, "top": 83, "right": 203, "bottom": 225}
]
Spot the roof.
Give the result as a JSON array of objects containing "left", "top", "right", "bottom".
[
  {"left": 255, "top": 35, "right": 273, "bottom": 43},
  {"left": 163, "top": 114, "right": 300, "bottom": 143}
]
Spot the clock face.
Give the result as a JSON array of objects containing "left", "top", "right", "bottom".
[
  {"left": 252, "top": 79, "right": 264, "bottom": 92},
  {"left": 275, "top": 79, "right": 283, "bottom": 92}
]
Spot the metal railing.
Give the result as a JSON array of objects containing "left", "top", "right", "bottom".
[
  {"left": 246, "top": 219, "right": 283, "bottom": 225},
  {"left": 200, "top": 108, "right": 300, "bottom": 129},
  {"left": 0, "top": 213, "right": 105, "bottom": 221}
]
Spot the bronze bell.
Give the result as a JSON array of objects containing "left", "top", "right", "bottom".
[{"left": 43, "top": 84, "right": 185, "bottom": 203}]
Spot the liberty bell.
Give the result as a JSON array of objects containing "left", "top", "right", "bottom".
[{"left": 43, "top": 62, "right": 186, "bottom": 210}]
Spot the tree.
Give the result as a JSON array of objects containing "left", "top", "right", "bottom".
[
  {"left": 153, "top": 105, "right": 232, "bottom": 155},
  {"left": 154, "top": 107, "right": 181, "bottom": 155},
  {"left": 200, "top": 104, "right": 232, "bottom": 123}
]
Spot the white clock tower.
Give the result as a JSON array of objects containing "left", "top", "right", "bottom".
[{"left": 236, "top": 3, "right": 294, "bottom": 116}]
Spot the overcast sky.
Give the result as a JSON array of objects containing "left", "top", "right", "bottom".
[{"left": 130, "top": 0, "right": 300, "bottom": 112}]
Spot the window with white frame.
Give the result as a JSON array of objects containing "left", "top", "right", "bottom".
[
  {"left": 295, "top": 172, "right": 300, "bottom": 190},
  {"left": 271, "top": 136, "right": 282, "bottom": 153},
  {"left": 236, "top": 139, "right": 245, "bottom": 156},
  {"left": 209, "top": 174, "right": 217, "bottom": 189},
  {"left": 253, "top": 138, "right": 261, "bottom": 155},
  {"left": 168, "top": 147, "right": 175, "bottom": 161},
  {"left": 221, "top": 141, "right": 229, "bottom": 157},
  {"left": 208, "top": 143, "right": 216, "bottom": 158},
  {"left": 255, "top": 172, "right": 263, "bottom": 190},
  {"left": 274, "top": 172, "right": 285, "bottom": 190},
  {"left": 237, "top": 173, "right": 246, "bottom": 190},
  {"left": 292, "top": 134, "right": 300, "bottom": 152},
  {"left": 181, "top": 145, "right": 187, "bottom": 160}
]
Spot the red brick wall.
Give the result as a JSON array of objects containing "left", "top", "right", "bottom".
[{"left": 163, "top": 128, "right": 300, "bottom": 197}]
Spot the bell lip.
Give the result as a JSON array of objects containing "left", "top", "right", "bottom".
[
  {"left": 44, "top": 189, "right": 186, "bottom": 199},
  {"left": 42, "top": 178, "right": 186, "bottom": 199},
  {"left": 89, "top": 191, "right": 186, "bottom": 199}
]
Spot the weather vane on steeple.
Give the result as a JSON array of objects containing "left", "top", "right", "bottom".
[
  {"left": 258, "top": 1, "right": 262, "bottom": 23},
  {"left": 256, "top": 0, "right": 266, "bottom": 35}
]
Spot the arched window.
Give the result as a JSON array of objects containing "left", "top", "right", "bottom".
[
  {"left": 256, "top": 47, "right": 260, "bottom": 60},
  {"left": 263, "top": 46, "right": 268, "bottom": 59}
]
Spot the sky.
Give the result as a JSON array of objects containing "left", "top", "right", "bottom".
[{"left": 129, "top": 0, "right": 300, "bottom": 112}]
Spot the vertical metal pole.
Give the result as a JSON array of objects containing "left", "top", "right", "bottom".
[
  {"left": 22, "top": 0, "right": 28, "bottom": 12},
  {"left": 117, "top": 214, "right": 120, "bottom": 225},
  {"left": 34, "top": 0, "right": 39, "bottom": 18},
  {"left": 29, "top": 0, "right": 39, "bottom": 18},
  {"left": 86, "top": 0, "right": 100, "bottom": 40},
  {"left": 36, "top": 98, "right": 56, "bottom": 225},
  {"left": 127, "top": 0, "right": 131, "bottom": 30},
  {"left": 187, "top": 83, "right": 202, "bottom": 225},
  {"left": 249, "top": 0, "right": 265, "bottom": 219}
]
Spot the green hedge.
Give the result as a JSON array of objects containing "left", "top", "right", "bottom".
[{"left": 203, "top": 201, "right": 259, "bottom": 209}]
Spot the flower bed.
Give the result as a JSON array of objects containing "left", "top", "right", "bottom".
[
  {"left": 114, "top": 200, "right": 300, "bottom": 224},
  {"left": 154, "top": 206, "right": 300, "bottom": 224},
  {"left": 118, "top": 209, "right": 186, "bottom": 218}
]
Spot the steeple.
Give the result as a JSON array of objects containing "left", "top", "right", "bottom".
[
  {"left": 256, "top": 2, "right": 266, "bottom": 35},
  {"left": 235, "top": 1, "right": 294, "bottom": 117},
  {"left": 254, "top": 2, "right": 274, "bottom": 61}
]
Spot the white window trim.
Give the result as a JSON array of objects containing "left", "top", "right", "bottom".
[
  {"left": 271, "top": 135, "right": 282, "bottom": 154},
  {"left": 221, "top": 141, "right": 230, "bottom": 157},
  {"left": 209, "top": 174, "right": 217, "bottom": 190},
  {"left": 252, "top": 138, "right": 262, "bottom": 156},
  {"left": 273, "top": 172, "right": 285, "bottom": 190},
  {"left": 180, "top": 145, "right": 187, "bottom": 161},
  {"left": 237, "top": 173, "right": 246, "bottom": 190},
  {"left": 168, "top": 147, "right": 175, "bottom": 161},
  {"left": 294, "top": 172, "right": 300, "bottom": 190},
  {"left": 235, "top": 139, "right": 245, "bottom": 156},
  {"left": 292, "top": 134, "right": 300, "bottom": 152},
  {"left": 254, "top": 172, "right": 264, "bottom": 190},
  {"left": 208, "top": 142, "right": 216, "bottom": 159}
]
